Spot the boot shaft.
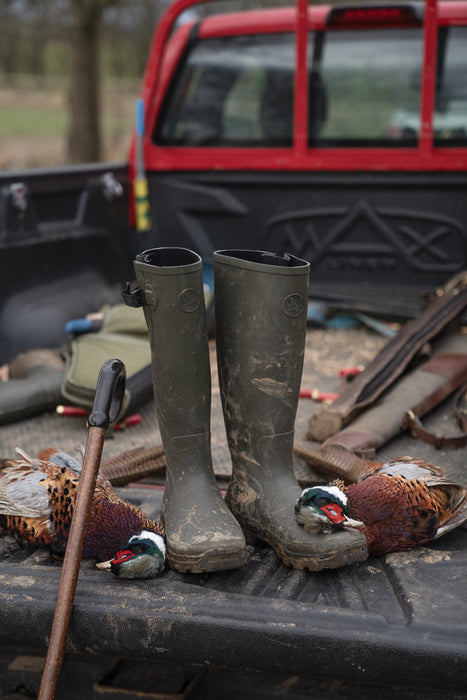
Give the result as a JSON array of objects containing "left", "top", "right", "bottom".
[
  {"left": 133, "top": 247, "right": 211, "bottom": 441},
  {"left": 214, "top": 250, "right": 310, "bottom": 442}
]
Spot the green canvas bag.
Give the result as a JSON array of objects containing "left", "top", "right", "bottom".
[{"left": 61, "top": 304, "right": 152, "bottom": 419}]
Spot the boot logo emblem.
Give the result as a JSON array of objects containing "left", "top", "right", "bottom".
[
  {"left": 282, "top": 293, "right": 305, "bottom": 318},
  {"left": 179, "top": 288, "right": 200, "bottom": 313}
]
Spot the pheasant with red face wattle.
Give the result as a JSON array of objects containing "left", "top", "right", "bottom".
[
  {"left": 295, "top": 457, "right": 467, "bottom": 557},
  {"left": 0, "top": 448, "right": 165, "bottom": 579}
]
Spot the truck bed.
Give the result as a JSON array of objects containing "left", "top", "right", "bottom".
[{"left": 0, "top": 326, "right": 465, "bottom": 698}]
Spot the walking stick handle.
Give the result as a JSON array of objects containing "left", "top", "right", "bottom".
[
  {"left": 38, "top": 359, "right": 126, "bottom": 700},
  {"left": 89, "top": 357, "right": 127, "bottom": 429}
]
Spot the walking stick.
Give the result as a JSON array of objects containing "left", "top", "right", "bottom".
[{"left": 38, "top": 358, "right": 126, "bottom": 700}]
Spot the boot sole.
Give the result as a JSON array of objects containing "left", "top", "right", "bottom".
[
  {"left": 166, "top": 545, "right": 248, "bottom": 574},
  {"left": 236, "top": 514, "right": 368, "bottom": 571},
  {"left": 160, "top": 504, "right": 248, "bottom": 573}
]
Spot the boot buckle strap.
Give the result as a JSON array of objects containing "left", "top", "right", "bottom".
[{"left": 121, "top": 281, "right": 146, "bottom": 308}]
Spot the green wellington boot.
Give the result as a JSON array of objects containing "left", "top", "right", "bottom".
[
  {"left": 130, "top": 248, "right": 246, "bottom": 573},
  {"left": 214, "top": 250, "right": 368, "bottom": 571}
]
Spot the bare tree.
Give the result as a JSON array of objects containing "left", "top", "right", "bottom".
[{"left": 67, "top": 0, "right": 123, "bottom": 163}]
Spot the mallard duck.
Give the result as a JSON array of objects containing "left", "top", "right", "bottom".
[
  {"left": 0, "top": 448, "right": 165, "bottom": 579},
  {"left": 295, "top": 457, "right": 467, "bottom": 557}
]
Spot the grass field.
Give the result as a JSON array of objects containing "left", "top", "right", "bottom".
[{"left": 0, "top": 75, "right": 141, "bottom": 170}]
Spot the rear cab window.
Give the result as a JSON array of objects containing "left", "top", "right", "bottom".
[
  {"left": 146, "top": 1, "right": 467, "bottom": 170},
  {"left": 157, "top": 27, "right": 428, "bottom": 148}
]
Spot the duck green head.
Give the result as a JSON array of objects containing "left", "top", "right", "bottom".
[
  {"left": 295, "top": 486, "right": 363, "bottom": 535},
  {"left": 97, "top": 530, "right": 166, "bottom": 579}
]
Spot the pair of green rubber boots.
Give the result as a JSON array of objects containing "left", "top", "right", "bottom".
[{"left": 130, "top": 248, "right": 366, "bottom": 573}]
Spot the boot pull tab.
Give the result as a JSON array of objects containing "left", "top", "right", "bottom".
[
  {"left": 260, "top": 253, "right": 291, "bottom": 267},
  {"left": 121, "top": 281, "right": 145, "bottom": 308}
]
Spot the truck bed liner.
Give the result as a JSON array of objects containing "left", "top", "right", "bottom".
[{"left": 0, "top": 327, "right": 465, "bottom": 696}]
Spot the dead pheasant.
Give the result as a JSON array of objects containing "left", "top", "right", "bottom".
[
  {"left": 0, "top": 448, "right": 165, "bottom": 579},
  {"left": 295, "top": 456, "right": 467, "bottom": 557}
]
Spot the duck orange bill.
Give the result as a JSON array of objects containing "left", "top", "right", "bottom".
[{"left": 320, "top": 503, "right": 363, "bottom": 528}]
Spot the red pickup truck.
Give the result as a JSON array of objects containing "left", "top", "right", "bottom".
[{"left": 1, "top": 0, "right": 466, "bottom": 360}]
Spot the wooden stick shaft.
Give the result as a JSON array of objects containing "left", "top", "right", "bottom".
[{"left": 38, "top": 426, "right": 106, "bottom": 700}]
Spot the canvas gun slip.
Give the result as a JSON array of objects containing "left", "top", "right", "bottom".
[
  {"left": 297, "top": 331, "right": 467, "bottom": 484},
  {"left": 308, "top": 271, "right": 467, "bottom": 444}
]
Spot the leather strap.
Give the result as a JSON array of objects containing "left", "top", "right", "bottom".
[
  {"left": 402, "top": 379, "right": 467, "bottom": 449},
  {"left": 407, "top": 353, "right": 467, "bottom": 415}
]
